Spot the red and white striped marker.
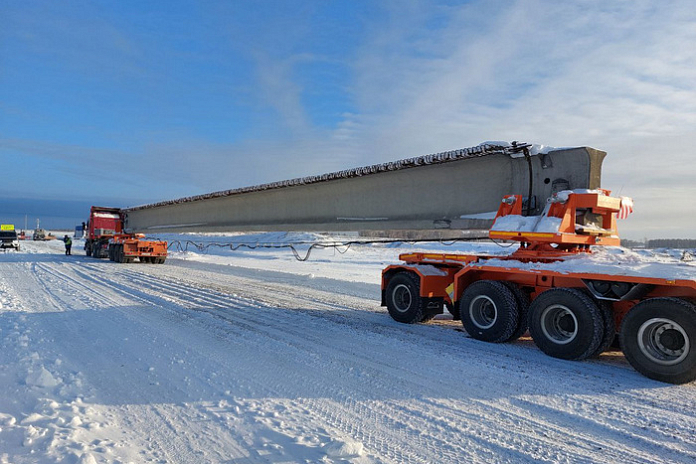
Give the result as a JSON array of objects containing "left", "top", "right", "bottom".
[{"left": 617, "top": 197, "right": 633, "bottom": 220}]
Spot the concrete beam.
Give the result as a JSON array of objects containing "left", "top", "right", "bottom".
[{"left": 124, "top": 146, "right": 606, "bottom": 233}]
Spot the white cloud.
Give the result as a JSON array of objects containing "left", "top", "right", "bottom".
[{"left": 316, "top": 0, "right": 696, "bottom": 238}]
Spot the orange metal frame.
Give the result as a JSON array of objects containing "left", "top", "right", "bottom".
[
  {"left": 112, "top": 234, "right": 168, "bottom": 258},
  {"left": 490, "top": 190, "right": 621, "bottom": 259},
  {"left": 381, "top": 191, "right": 696, "bottom": 327}
]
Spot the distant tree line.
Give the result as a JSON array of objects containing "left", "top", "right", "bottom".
[
  {"left": 621, "top": 238, "right": 696, "bottom": 249},
  {"left": 620, "top": 239, "right": 644, "bottom": 249},
  {"left": 646, "top": 239, "right": 696, "bottom": 249}
]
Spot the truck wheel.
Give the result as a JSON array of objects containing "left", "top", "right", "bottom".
[
  {"left": 460, "top": 280, "right": 519, "bottom": 343},
  {"left": 502, "top": 282, "right": 530, "bottom": 342},
  {"left": 445, "top": 302, "right": 460, "bottom": 320},
  {"left": 591, "top": 300, "right": 616, "bottom": 357},
  {"left": 619, "top": 298, "right": 696, "bottom": 384},
  {"left": 116, "top": 245, "right": 125, "bottom": 263},
  {"left": 528, "top": 288, "right": 603, "bottom": 360},
  {"left": 385, "top": 272, "right": 426, "bottom": 324},
  {"left": 158, "top": 257, "right": 166, "bottom": 264}
]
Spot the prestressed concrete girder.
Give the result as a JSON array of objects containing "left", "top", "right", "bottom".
[{"left": 124, "top": 146, "right": 605, "bottom": 233}]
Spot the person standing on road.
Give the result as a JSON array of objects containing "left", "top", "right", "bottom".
[{"left": 63, "top": 235, "right": 72, "bottom": 255}]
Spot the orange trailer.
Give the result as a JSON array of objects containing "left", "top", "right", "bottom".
[
  {"left": 382, "top": 190, "right": 696, "bottom": 384},
  {"left": 108, "top": 233, "right": 167, "bottom": 264}
]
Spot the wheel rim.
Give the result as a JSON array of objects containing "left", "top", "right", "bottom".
[
  {"left": 469, "top": 295, "right": 497, "bottom": 329},
  {"left": 540, "top": 304, "right": 578, "bottom": 345},
  {"left": 637, "top": 318, "right": 690, "bottom": 366},
  {"left": 391, "top": 284, "right": 413, "bottom": 313}
]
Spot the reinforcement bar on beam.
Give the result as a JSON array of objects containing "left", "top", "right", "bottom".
[{"left": 123, "top": 143, "right": 606, "bottom": 234}]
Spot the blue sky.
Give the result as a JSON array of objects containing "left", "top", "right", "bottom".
[{"left": 1, "top": 0, "right": 695, "bottom": 238}]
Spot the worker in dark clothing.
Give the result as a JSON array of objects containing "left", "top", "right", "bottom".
[{"left": 63, "top": 235, "right": 72, "bottom": 255}]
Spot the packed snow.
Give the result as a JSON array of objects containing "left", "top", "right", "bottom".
[{"left": 0, "top": 234, "right": 695, "bottom": 463}]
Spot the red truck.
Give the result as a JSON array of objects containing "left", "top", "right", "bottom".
[{"left": 85, "top": 206, "right": 167, "bottom": 264}]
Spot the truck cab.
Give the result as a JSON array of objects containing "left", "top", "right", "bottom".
[{"left": 85, "top": 207, "right": 123, "bottom": 258}]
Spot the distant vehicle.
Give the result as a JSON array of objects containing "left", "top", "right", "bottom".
[
  {"left": 0, "top": 225, "right": 20, "bottom": 251},
  {"left": 85, "top": 206, "right": 167, "bottom": 263},
  {"left": 33, "top": 228, "right": 47, "bottom": 241}
]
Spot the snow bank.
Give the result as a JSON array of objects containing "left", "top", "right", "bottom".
[
  {"left": 325, "top": 438, "right": 364, "bottom": 459},
  {"left": 25, "top": 366, "right": 61, "bottom": 388}
]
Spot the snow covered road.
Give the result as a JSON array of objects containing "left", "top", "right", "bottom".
[{"left": 1, "top": 239, "right": 695, "bottom": 463}]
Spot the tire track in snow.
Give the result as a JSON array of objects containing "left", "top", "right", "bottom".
[
  {"left": 42, "top": 260, "right": 696, "bottom": 463},
  {"left": 58, "top": 262, "right": 527, "bottom": 463},
  {"left": 63, "top": 263, "right": 468, "bottom": 463},
  {"left": 15, "top": 261, "right": 260, "bottom": 463}
]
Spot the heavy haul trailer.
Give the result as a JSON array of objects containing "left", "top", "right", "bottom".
[
  {"left": 85, "top": 206, "right": 168, "bottom": 264},
  {"left": 108, "top": 233, "right": 167, "bottom": 264},
  {"left": 382, "top": 190, "right": 696, "bottom": 384}
]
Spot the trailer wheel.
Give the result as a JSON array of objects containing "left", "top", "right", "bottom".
[
  {"left": 619, "top": 298, "right": 696, "bottom": 384},
  {"left": 528, "top": 288, "right": 603, "bottom": 360},
  {"left": 502, "top": 282, "right": 530, "bottom": 342},
  {"left": 116, "top": 245, "right": 125, "bottom": 263},
  {"left": 445, "top": 302, "right": 460, "bottom": 320},
  {"left": 385, "top": 272, "right": 426, "bottom": 324},
  {"left": 92, "top": 242, "right": 102, "bottom": 258},
  {"left": 591, "top": 301, "right": 616, "bottom": 358},
  {"left": 460, "top": 280, "right": 519, "bottom": 343}
]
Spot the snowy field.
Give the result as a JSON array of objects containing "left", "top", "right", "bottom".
[{"left": 1, "top": 234, "right": 695, "bottom": 464}]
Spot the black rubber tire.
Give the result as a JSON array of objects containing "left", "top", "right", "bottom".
[
  {"left": 116, "top": 245, "right": 125, "bottom": 263},
  {"left": 619, "top": 298, "right": 696, "bottom": 384},
  {"left": 92, "top": 242, "right": 101, "bottom": 258},
  {"left": 502, "top": 282, "right": 530, "bottom": 342},
  {"left": 528, "top": 288, "right": 603, "bottom": 360},
  {"left": 460, "top": 280, "right": 519, "bottom": 343},
  {"left": 385, "top": 272, "right": 427, "bottom": 324},
  {"left": 445, "top": 302, "right": 460, "bottom": 320},
  {"left": 108, "top": 245, "right": 115, "bottom": 261},
  {"left": 591, "top": 300, "right": 616, "bottom": 358}
]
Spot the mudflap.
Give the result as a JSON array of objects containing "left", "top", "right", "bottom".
[{"left": 423, "top": 297, "right": 445, "bottom": 317}]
